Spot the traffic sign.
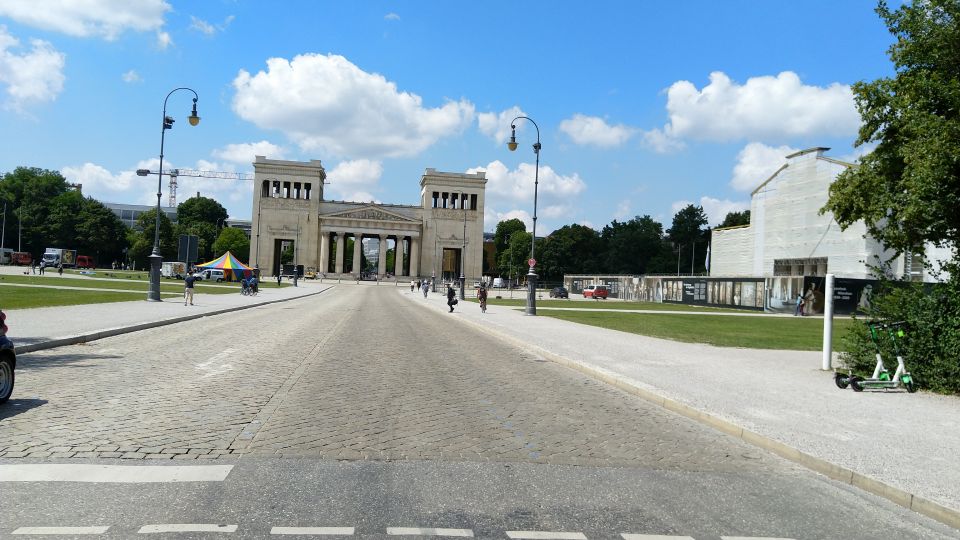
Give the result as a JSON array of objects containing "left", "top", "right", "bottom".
[{"left": 528, "top": 258, "right": 536, "bottom": 267}]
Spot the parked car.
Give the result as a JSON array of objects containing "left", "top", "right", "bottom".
[
  {"left": 0, "top": 310, "right": 15, "bottom": 404},
  {"left": 192, "top": 269, "right": 225, "bottom": 282},
  {"left": 76, "top": 255, "right": 95, "bottom": 269},
  {"left": 549, "top": 286, "right": 569, "bottom": 299},
  {"left": 583, "top": 284, "right": 609, "bottom": 300}
]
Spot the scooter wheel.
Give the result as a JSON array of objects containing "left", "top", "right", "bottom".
[
  {"left": 834, "top": 373, "right": 850, "bottom": 389},
  {"left": 903, "top": 377, "right": 917, "bottom": 393},
  {"left": 850, "top": 376, "right": 864, "bottom": 392}
]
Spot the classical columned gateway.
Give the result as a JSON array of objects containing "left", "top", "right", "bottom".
[{"left": 250, "top": 156, "right": 486, "bottom": 284}]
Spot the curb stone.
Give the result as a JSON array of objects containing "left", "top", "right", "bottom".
[{"left": 403, "top": 291, "right": 960, "bottom": 531}]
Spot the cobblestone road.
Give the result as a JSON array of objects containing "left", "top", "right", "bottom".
[{"left": 1, "top": 286, "right": 797, "bottom": 474}]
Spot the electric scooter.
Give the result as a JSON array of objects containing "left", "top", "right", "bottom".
[{"left": 835, "top": 321, "right": 916, "bottom": 392}]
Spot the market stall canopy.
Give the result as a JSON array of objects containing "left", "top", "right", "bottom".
[{"left": 194, "top": 251, "right": 254, "bottom": 282}]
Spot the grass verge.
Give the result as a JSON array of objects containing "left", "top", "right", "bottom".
[
  {"left": 0, "top": 286, "right": 178, "bottom": 310},
  {"left": 538, "top": 310, "right": 855, "bottom": 351},
  {"left": 480, "top": 297, "right": 747, "bottom": 313},
  {"left": 0, "top": 274, "right": 235, "bottom": 294}
]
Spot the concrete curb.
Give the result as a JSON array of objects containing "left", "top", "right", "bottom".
[
  {"left": 16, "top": 289, "right": 328, "bottom": 354},
  {"left": 404, "top": 293, "right": 960, "bottom": 531}
]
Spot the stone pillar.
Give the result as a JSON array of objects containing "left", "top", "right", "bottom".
[
  {"left": 378, "top": 234, "right": 388, "bottom": 277},
  {"left": 334, "top": 232, "right": 345, "bottom": 274},
  {"left": 319, "top": 230, "right": 330, "bottom": 274},
  {"left": 393, "top": 235, "right": 405, "bottom": 277},
  {"left": 409, "top": 236, "right": 420, "bottom": 278},
  {"left": 352, "top": 233, "right": 363, "bottom": 275}
]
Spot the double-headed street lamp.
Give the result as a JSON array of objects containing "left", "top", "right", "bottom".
[
  {"left": 507, "top": 116, "right": 540, "bottom": 316},
  {"left": 148, "top": 87, "right": 200, "bottom": 302}
]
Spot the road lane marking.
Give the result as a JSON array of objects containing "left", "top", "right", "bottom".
[
  {"left": 387, "top": 528, "right": 474, "bottom": 537},
  {"left": 721, "top": 537, "right": 796, "bottom": 540},
  {"left": 272, "top": 527, "right": 355, "bottom": 535},
  {"left": 622, "top": 535, "right": 695, "bottom": 540},
  {"left": 0, "top": 464, "right": 233, "bottom": 483},
  {"left": 506, "top": 533, "right": 586, "bottom": 540},
  {"left": 13, "top": 526, "right": 110, "bottom": 535},
  {"left": 139, "top": 524, "right": 237, "bottom": 533},
  {"left": 195, "top": 348, "right": 236, "bottom": 378}
]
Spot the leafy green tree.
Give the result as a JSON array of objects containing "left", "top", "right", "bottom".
[
  {"left": 601, "top": 216, "right": 667, "bottom": 275},
  {"left": 128, "top": 209, "right": 176, "bottom": 269},
  {"left": 493, "top": 218, "right": 527, "bottom": 267},
  {"left": 176, "top": 196, "right": 228, "bottom": 260},
  {"left": 74, "top": 198, "right": 128, "bottom": 265},
  {"left": 667, "top": 204, "right": 710, "bottom": 274},
  {"left": 212, "top": 227, "right": 250, "bottom": 262},
  {"left": 538, "top": 224, "right": 603, "bottom": 281},
  {"left": 718, "top": 210, "right": 751, "bottom": 228},
  {"left": 497, "top": 231, "right": 531, "bottom": 284},
  {"left": 0, "top": 167, "right": 70, "bottom": 257}
]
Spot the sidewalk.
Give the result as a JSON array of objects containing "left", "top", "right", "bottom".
[
  {"left": 403, "top": 288, "right": 960, "bottom": 530},
  {"left": 6, "top": 280, "right": 329, "bottom": 352}
]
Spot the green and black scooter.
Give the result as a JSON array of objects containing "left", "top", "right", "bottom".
[{"left": 835, "top": 321, "right": 917, "bottom": 393}]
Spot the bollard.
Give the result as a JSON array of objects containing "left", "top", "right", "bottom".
[{"left": 822, "top": 273, "right": 835, "bottom": 370}]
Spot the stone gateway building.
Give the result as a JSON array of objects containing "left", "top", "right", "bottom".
[{"left": 250, "top": 156, "right": 486, "bottom": 284}]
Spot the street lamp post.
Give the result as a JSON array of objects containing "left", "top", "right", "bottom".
[
  {"left": 507, "top": 116, "right": 541, "bottom": 316},
  {"left": 148, "top": 87, "right": 200, "bottom": 302},
  {"left": 459, "top": 203, "right": 466, "bottom": 300}
]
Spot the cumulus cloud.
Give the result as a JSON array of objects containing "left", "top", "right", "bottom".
[
  {"left": 613, "top": 199, "right": 631, "bottom": 221},
  {"left": 212, "top": 141, "right": 287, "bottom": 165},
  {"left": 559, "top": 114, "right": 635, "bottom": 147},
  {"left": 644, "top": 71, "right": 859, "bottom": 152},
  {"left": 730, "top": 142, "right": 798, "bottom": 192},
  {"left": 0, "top": 0, "right": 169, "bottom": 40},
  {"left": 671, "top": 196, "right": 750, "bottom": 227},
  {"left": 477, "top": 106, "right": 525, "bottom": 144},
  {"left": 0, "top": 26, "right": 66, "bottom": 110},
  {"left": 189, "top": 16, "right": 215, "bottom": 36},
  {"left": 326, "top": 159, "right": 384, "bottom": 202},
  {"left": 61, "top": 162, "right": 138, "bottom": 192},
  {"left": 156, "top": 30, "right": 172, "bottom": 49},
  {"left": 121, "top": 69, "right": 141, "bottom": 83},
  {"left": 641, "top": 128, "right": 686, "bottom": 153},
  {"left": 232, "top": 53, "right": 475, "bottom": 159},
  {"left": 384, "top": 13, "right": 401, "bottom": 21}
]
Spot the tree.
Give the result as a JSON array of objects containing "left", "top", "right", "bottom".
[
  {"left": 128, "top": 209, "right": 176, "bottom": 269},
  {"left": 212, "top": 228, "right": 250, "bottom": 262},
  {"left": 0, "top": 167, "right": 70, "bottom": 256},
  {"left": 538, "top": 224, "right": 603, "bottom": 281},
  {"left": 718, "top": 210, "right": 751, "bottom": 228},
  {"left": 666, "top": 204, "right": 709, "bottom": 274},
  {"left": 492, "top": 218, "right": 528, "bottom": 277},
  {"left": 493, "top": 219, "right": 527, "bottom": 259},
  {"left": 601, "top": 216, "right": 667, "bottom": 275},
  {"left": 176, "top": 196, "right": 228, "bottom": 260},
  {"left": 824, "top": 0, "right": 960, "bottom": 259}
]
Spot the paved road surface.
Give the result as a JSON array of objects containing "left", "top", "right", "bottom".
[{"left": 1, "top": 286, "right": 955, "bottom": 539}]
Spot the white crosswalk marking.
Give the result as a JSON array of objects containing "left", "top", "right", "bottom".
[
  {"left": 506, "top": 532, "right": 587, "bottom": 540},
  {"left": 138, "top": 524, "right": 237, "bottom": 533},
  {"left": 13, "top": 526, "right": 110, "bottom": 535},
  {"left": 0, "top": 464, "right": 233, "bottom": 483},
  {"left": 387, "top": 527, "right": 474, "bottom": 537},
  {"left": 272, "top": 527, "right": 355, "bottom": 535}
]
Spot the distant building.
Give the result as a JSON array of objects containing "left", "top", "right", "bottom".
[
  {"left": 103, "top": 202, "right": 177, "bottom": 230},
  {"left": 710, "top": 147, "right": 949, "bottom": 282}
]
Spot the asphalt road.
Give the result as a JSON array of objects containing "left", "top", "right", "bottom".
[{"left": 1, "top": 286, "right": 956, "bottom": 539}]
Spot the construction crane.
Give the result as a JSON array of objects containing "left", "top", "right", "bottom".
[{"left": 136, "top": 168, "right": 254, "bottom": 207}]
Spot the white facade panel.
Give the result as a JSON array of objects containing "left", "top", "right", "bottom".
[{"left": 710, "top": 226, "right": 753, "bottom": 276}]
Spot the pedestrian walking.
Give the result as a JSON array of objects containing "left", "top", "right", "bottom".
[
  {"left": 30, "top": 260, "right": 36, "bottom": 274},
  {"left": 38, "top": 261, "right": 45, "bottom": 275},
  {"left": 57, "top": 263, "right": 63, "bottom": 276},
  {"left": 410, "top": 279, "right": 416, "bottom": 292},
  {"left": 478, "top": 283, "right": 488, "bottom": 313},
  {"left": 446, "top": 284, "right": 457, "bottom": 313},
  {"left": 421, "top": 279, "right": 430, "bottom": 298},
  {"left": 794, "top": 292, "right": 804, "bottom": 316},
  {"left": 184, "top": 273, "right": 196, "bottom": 306}
]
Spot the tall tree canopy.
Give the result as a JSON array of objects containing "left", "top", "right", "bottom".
[
  {"left": 0, "top": 167, "right": 71, "bottom": 256},
  {"left": 667, "top": 204, "right": 709, "bottom": 274},
  {"left": 176, "top": 196, "right": 229, "bottom": 260},
  {"left": 824, "top": 0, "right": 960, "bottom": 258},
  {"left": 538, "top": 224, "right": 602, "bottom": 281},
  {"left": 601, "top": 216, "right": 665, "bottom": 275},
  {"left": 718, "top": 210, "right": 751, "bottom": 228}
]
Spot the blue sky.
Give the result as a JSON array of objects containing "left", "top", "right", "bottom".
[{"left": 0, "top": 1, "right": 896, "bottom": 234}]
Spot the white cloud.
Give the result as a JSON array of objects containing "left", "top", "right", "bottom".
[
  {"left": 646, "top": 71, "right": 859, "bottom": 152},
  {"left": 189, "top": 16, "right": 215, "bottom": 36},
  {"left": 326, "top": 159, "right": 383, "bottom": 202},
  {"left": 559, "top": 114, "right": 635, "bottom": 147},
  {"left": 0, "top": 26, "right": 66, "bottom": 110},
  {"left": 232, "top": 53, "right": 475, "bottom": 159},
  {"left": 0, "top": 0, "right": 169, "bottom": 40},
  {"left": 671, "top": 196, "right": 750, "bottom": 227},
  {"left": 121, "top": 69, "right": 141, "bottom": 83},
  {"left": 641, "top": 127, "right": 686, "bottom": 153},
  {"left": 156, "top": 30, "right": 172, "bottom": 49},
  {"left": 613, "top": 199, "right": 631, "bottom": 221},
  {"left": 384, "top": 13, "right": 400, "bottom": 21},
  {"left": 730, "top": 142, "right": 798, "bottom": 191},
  {"left": 61, "top": 162, "right": 138, "bottom": 192},
  {"left": 212, "top": 141, "right": 287, "bottom": 165},
  {"left": 477, "top": 106, "right": 525, "bottom": 144}
]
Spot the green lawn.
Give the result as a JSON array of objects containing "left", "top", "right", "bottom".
[
  {"left": 0, "top": 274, "right": 236, "bottom": 294},
  {"left": 62, "top": 269, "right": 289, "bottom": 289},
  {"left": 479, "top": 297, "right": 747, "bottom": 313},
  {"left": 0, "top": 286, "right": 179, "bottom": 310},
  {"left": 538, "top": 310, "right": 855, "bottom": 351}
]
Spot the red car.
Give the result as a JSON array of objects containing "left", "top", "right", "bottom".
[{"left": 583, "top": 284, "right": 609, "bottom": 299}]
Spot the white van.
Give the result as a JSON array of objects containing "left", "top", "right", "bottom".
[
  {"left": 0, "top": 248, "right": 12, "bottom": 265},
  {"left": 192, "top": 269, "right": 225, "bottom": 282}
]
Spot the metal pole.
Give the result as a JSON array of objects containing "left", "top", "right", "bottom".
[
  {"left": 18, "top": 207, "right": 22, "bottom": 252},
  {"left": 677, "top": 244, "right": 681, "bottom": 276},
  {"left": 1, "top": 202, "right": 6, "bottom": 254},
  {"left": 691, "top": 241, "right": 695, "bottom": 275},
  {"left": 459, "top": 204, "right": 466, "bottom": 300},
  {"left": 822, "top": 274, "right": 835, "bottom": 370},
  {"left": 293, "top": 215, "right": 299, "bottom": 287}
]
